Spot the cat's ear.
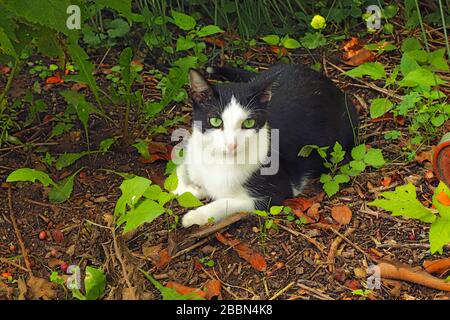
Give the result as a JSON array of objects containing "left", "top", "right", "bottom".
[
  {"left": 251, "top": 73, "right": 280, "bottom": 104},
  {"left": 189, "top": 69, "right": 214, "bottom": 103}
]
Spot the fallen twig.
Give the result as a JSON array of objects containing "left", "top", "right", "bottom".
[
  {"left": 8, "top": 189, "right": 32, "bottom": 276},
  {"left": 377, "top": 260, "right": 450, "bottom": 292},
  {"left": 327, "top": 227, "right": 355, "bottom": 272}
]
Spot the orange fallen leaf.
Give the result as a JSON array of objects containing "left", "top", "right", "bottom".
[
  {"left": 45, "top": 72, "right": 64, "bottom": 85},
  {"left": 203, "top": 279, "right": 221, "bottom": 299},
  {"left": 71, "top": 82, "right": 88, "bottom": 91},
  {"left": 270, "top": 46, "right": 287, "bottom": 56},
  {"left": 166, "top": 281, "right": 206, "bottom": 299},
  {"left": 342, "top": 37, "right": 376, "bottom": 66},
  {"left": 437, "top": 191, "right": 450, "bottom": 206},
  {"left": 138, "top": 141, "right": 173, "bottom": 164},
  {"left": 342, "top": 37, "right": 360, "bottom": 52},
  {"left": 306, "top": 203, "right": 320, "bottom": 221},
  {"left": 415, "top": 150, "right": 433, "bottom": 164},
  {"left": 423, "top": 258, "right": 450, "bottom": 275},
  {"left": 331, "top": 205, "right": 352, "bottom": 225},
  {"left": 143, "top": 246, "right": 171, "bottom": 269},
  {"left": 283, "top": 197, "right": 313, "bottom": 211},
  {"left": 203, "top": 37, "right": 226, "bottom": 48},
  {"left": 380, "top": 176, "right": 392, "bottom": 187},
  {"left": 216, "top": 233, "right": 266, "bottom": 271},
  {"left": 1, "top": 272, "right": 12, "bottom": 278}
]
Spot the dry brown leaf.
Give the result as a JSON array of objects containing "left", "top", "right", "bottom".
[
  {"left": 142, "top": 245, "right": 171, "bottom": 269},
  {"left": 203, "top": 279, "right": 221, "bottom": 299},
  {"left": 415, "top": 150, "right": 433, "bottom": 164},
  {"left": 17, "top": 278, "right": 27, "bottom": 300},
  {"left": 331, "top": 205, "right": 352, "bottom": 225},
  {"left": 166, "top": 281, "right": 206, "bottom": 299},
  {"left": 216, "top": 233, "right": 267, "bottom": 271},
  {"left": 48, "top": 258, "right": 65, "bottom": 268},
  {"left": 27, "top": 276, "right": 57, "bottom": 300}
]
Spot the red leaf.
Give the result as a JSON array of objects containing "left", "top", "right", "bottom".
[
  {"left": 166, "top": 282, "right": 206, "bottom": 299},
  {"left": 216, "top": 233, "right": 266, "bottom": 271},
  {"left": 203, "top": 279, "right": 221, "bottom": 299}
]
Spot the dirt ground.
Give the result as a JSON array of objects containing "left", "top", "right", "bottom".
[{"left": 1, "top": 26, "right": 450, "bottom": 300}]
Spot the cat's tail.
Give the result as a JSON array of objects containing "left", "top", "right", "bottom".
[{"left": 206, "top": 65, "right": 256, "bottom": 82}]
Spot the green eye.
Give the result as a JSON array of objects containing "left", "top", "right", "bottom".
[
  {"left": 209, "top": 117, "right": 222, "bottom": 128},
  {"left": 243, "top": 118, "right": 256, "bottom": 129}
]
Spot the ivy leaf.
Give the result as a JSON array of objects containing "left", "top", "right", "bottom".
[
  {"left": 171, "top": 10, "right": 196, "bottom": 31},
  {"left": 7, "top": 168, "right": 55, "bottom": 187},
  {"left": 114, "top": 176, "right": 151, "bottom": 216},
  {"left": 177, "top": 192, "right": 202, "bottom": 208},
  {"left": 122, "top": 199, "right": 165, "bottom": 233},
  {"left": 364, "top": 149, "right": 386, "bottom": 168},
  {"left": 84, "top": 267, "right": 106, "bottom": 300},
  {"left": 346, "top": 62, "right": 386, "bottom": 80},
  {"left": 368, "top": 183, "right": 436, "bottom": 223}
]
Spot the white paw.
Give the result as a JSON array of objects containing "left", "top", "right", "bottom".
[
  {"left": 182, "top": 208, "right": 211, "bottom": 228},
  {"left": 174, "top": 184, "right": 206, "bottom": 200}
]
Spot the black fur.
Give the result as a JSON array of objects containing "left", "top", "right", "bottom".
[{"left": 190, "top": 64, "right": 358, "bottom": 209}]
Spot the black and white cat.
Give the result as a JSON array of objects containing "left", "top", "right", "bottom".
[{"left": 174, "top": 64, "right": 358, "bottom": 227}]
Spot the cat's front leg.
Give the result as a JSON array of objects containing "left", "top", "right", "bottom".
[
  {"left": 173, "top": 163, "right": 207, "bottom": 199},
  {"left": 182, "top": 197, "right": 254, "bottom": 227}
]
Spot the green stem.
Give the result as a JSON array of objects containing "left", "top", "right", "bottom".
[
  {"left": 437, "top": 0, "right": 450, "bottom": 61},
  {"left": 0, "top": 58, "right": 20, "bottom": 109}
]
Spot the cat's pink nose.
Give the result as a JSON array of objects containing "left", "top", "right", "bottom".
[{"left": 226, "top": 143, "right": 237, "bottom": 152}]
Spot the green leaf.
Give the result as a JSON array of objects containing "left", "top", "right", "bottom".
[
  {"left": 429, "top": 217, "right": 450, "bottom": 254},
  {"left": 99, "top": 138, "right": 115, "bottom": 153},
  {"left": 300, "top": 32, "right": 326, "bottom": 49},
  {"left": 67, "top": 43, "right": 101, "bottom": 104},
  {"left": 323, "top": 180, "right": 339, "bottom": 197},
  {"left": 368, "top": 183, "right": 435, "bottom": 223},
  {"left": 171, "top": 10, "right": 196, "bottom": 31},
  {"left": 164, "top": 172, "right": 178, "bottom": 192},
  {"left": 400, "top": 53, "right": 421, "bottom": 76},
  {"left": 177, "top": 192, "right": 202, "bottom": 208},
  {"left": 428, "top": 48, "right": 449, "bottom": 71},
  {"left": 398, "top": 68, "right": 446, "bottom": 87},
  {"left": 351, "top": 144, "right": 366, "bottom": 160},
  {"left": 7, "top": 168, "right": 54, "bottom": 187},
  {"left": 334, "top": 174, "right": 350, "bottom": 184},
  {"left": 282, "top": 38, "right": 301, "bottom": 49},
  {"left": 176, "top": 36, "right": 196, "bottom": 51},
  {"left": 320, "top": 174, "right": 332, "bottom": 183},
  {"left": 398, "top": 91, "right": 421, "bottom": 115},
  {"left": 401, "top": 38, "right": 422, "bottom": 52},
  {"left": 84, "top": 267, "right": 106, "bottom": 300},
  {"left": 0, "top": 26, "right": 17, "bottom": 58},
  {"left": 261, "top": 35, "right": 279, "bottom": 45},
  {"left": 55, "top": 152, "right": 87, "bottom": 170},
  {"left": 132, "top": 140, "right": 150, "bottom": 159},
  {"left": 370, "top": 98, "right": 393, "bottom": 119},
  {"left": 122, "top": 199, "right": 165, "bottom": 233},
  {"left": 119, "top": 47, "right": 132, "bottom": 92},
  {"left": 114, "top": 176, "right": 151, "bottom": 216},
  {"left": 196, "top": 25, "right": 223, "bottom": 37},
  {"left": 143, "top": 185, "right": 162, "bottom": 200},
  {"left": 48, "top": 173, "right": 74, "bottom": 203},
  {"left": 107, "top": 19, "right": 130, "bottom": 38},
  {"left": 158, "top": 191, "right": 173, "bottom": 206},
  {"left": 349, "top": 160, "right": 366, "bottom": 172},
  {"left": 269, "top": 205, "right": 284, "bottom": 215},
  {"left": 140, "top": 269, "right": 205, "bottom": 300},
  {"left": 96, "top": 0, "right": 134, "bottom": 23},
  {"left": 346, "top": 62, "right": 386, "bottom": 80},
  {"left": 364, "top": 149, "right": 385, "bottom": 168}
]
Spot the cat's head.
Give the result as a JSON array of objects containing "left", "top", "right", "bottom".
[{"left": 188, "top": 69, "right": 276, "bottom": 159}]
